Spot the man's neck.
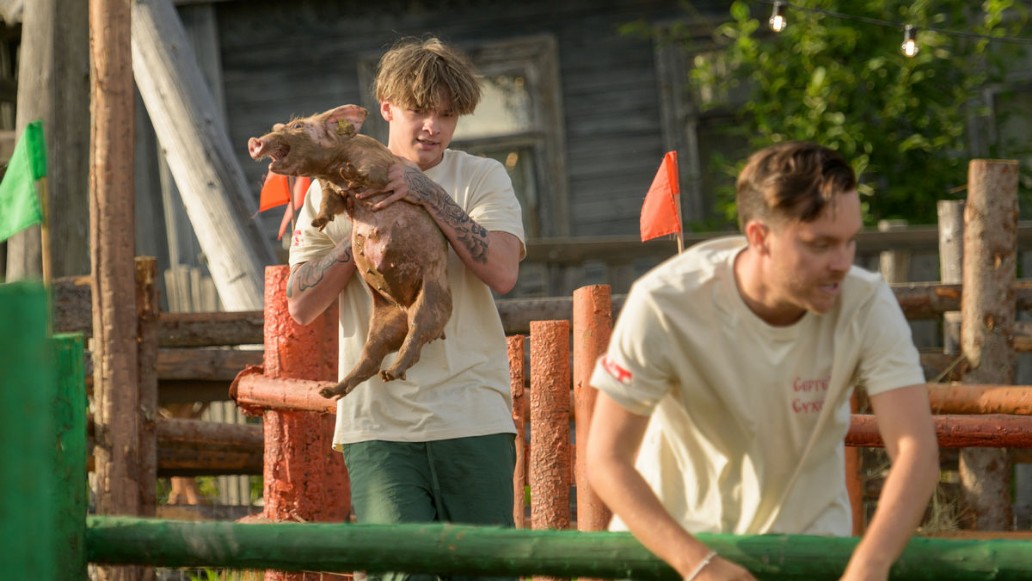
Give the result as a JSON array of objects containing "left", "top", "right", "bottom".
[{"left": 733, "top": 247, "right": 805, "bottom": 326}]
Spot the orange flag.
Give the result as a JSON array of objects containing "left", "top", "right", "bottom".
[
  {"left": 640, "top": 151, "right": 682, "bottom": 242},
  {"left": 258, "top": 171, "right": 291, "bottom": 212},
  {"left": 276, "top": 177, "right": 312, "bottom": 240}
]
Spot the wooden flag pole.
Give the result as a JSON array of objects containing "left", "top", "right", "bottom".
[
  {"left": 672, "top": 158, "right": 684, "bottom": 254},
  {"left": 37, "top": 176, "right": 51, "bottom": 286}
]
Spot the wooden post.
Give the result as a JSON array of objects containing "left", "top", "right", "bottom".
[
  {"left": 572, "top": 285, "right": 612, "bottom": 535},
  {"left": 131, "top": 0, "right": 275, "bottom": 310},
  {"left": 508, "top": 335, "right": 528, "bottom": 528},
  {"left": 260, "top": 265, "right": 349, "bottom": 581},
  {"left": 529, "top": 320, "right": 571, "bottom": 581},
  {"left": 938, "top": 201, "right": 964, "bottom": 355},
  {"left": 0, "top": 282, "right": 57, "bottom": 580},
  {"left": 4, "top": 0, "right": 91, "bottom": 282},
  {"left": 89, "top": 0, "right": 142, "bottom": 579},
  {"left": 960, "top": 159, "right": 1019, "bottom": 531},
  {"left": 135, "top": 258, "right": 159, "bottom": 519}
]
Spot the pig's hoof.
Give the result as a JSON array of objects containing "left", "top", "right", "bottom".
[
  {"left": 380, "top": 369, "right": 406, "bottom": 382},
  {"left": 320, "top": 384, "right": 346, "bottom": 399}
]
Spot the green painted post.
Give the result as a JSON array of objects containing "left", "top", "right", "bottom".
[
  {"left": 53, "top": 333, "right": 87, "bottom": 579},
  {"left": 0, "top": 281, "right": 56, "bottom": 580}
]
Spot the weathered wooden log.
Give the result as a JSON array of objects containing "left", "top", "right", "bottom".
[
  {"left": 87, "top": 417, "right": 263, "bottom": 477},
  {"left": 132, "top": 0, "right": 275, "bottom": 309},
  {"left": 848, "top": 414, "right": 1032, "bottom": 448},
  {"left": 960, "top": 159, "right": 1019, "bottom": 530},
  {"left": 90, "top": 0, "right": 142, "bottom": 542},
  {"left": 85, "top": 516, "right": 1032, "bottom": 580},
  {"left": 155, "top": 417, "right": 262, "bottom": 477},
  {"left": 159, "top": 311, "right": 265, "bottom": 347},
  {"left": 157, "top": 348, "right": 263, "bottom": 381},
  {"left": 521, "top": 226, "right": 1032, "bottom": 265},
  {"left": 52, "top": 277, "right": 1032, "bottom": 343}
]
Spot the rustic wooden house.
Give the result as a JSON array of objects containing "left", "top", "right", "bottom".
[
  {"left": 191, "top": 0, "right": 740, "bottom": 300},
  {"left": 3, "top": 0, "right": 1030, "bottom": 303}
]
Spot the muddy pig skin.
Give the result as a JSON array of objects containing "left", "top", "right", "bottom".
[{"left": 248, "top": 104, "right": 452, "bottom": 399}]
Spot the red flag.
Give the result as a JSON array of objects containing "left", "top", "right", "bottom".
[
  {"left": 258, "top": 171, "right": 290, "bottom": 212},
  {"left": 639, "top": 151, "right": 682, "bottom": 242}
]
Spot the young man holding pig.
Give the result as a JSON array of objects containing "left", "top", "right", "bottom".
[
  {"left": 285, "top": 36, "right": 525, "bottom": 580},
  {"left": 587, "top": 141, "right": 939, "bottom": 581}
]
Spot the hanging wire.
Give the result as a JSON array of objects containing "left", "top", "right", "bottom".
[{"left": 758, "top": 0, "right": 1032, "bottom": 46}]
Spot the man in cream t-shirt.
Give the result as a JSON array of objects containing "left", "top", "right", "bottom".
[
  {"left": 587, "top": 142, "right": 938, "bottom": 581},
  {"left": 286, "top": 37, "right": 525, "bottom": 581}
]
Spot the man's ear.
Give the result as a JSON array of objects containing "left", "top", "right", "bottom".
[
  {"left": 744, "top": 220, "right": 771, "bottom": 256},
  {"left": 380, "top": 101, "right": 394, "bottom": 122}
]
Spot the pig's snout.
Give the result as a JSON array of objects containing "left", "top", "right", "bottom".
[{"left": 248, "top": 137, "right": 267, "bottom": 160}]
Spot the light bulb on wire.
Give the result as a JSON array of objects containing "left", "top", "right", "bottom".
[
  {"left": 901, "top": 24, "right": 919, "bottom": 57},
  {"left": 769, "top": 0, "right": 787, "bottom": 33}
]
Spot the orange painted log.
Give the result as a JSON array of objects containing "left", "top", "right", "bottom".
[
  {"left": 259, "top": 265, "right": 349, "bottom": 581},
  {"left": 845, "top": 394, "right": 864, "bottom": 535},
  {"left": 509, "top": 335, "right": 527, "bottom": 529},
  {"left": 847, "top": 414, "right": 1032, "bottom": 448},
  {"left": 232, "top": 369, "right": 336, "bottom": 415},
  {"left": 927, "top": 384, "right": 1032, "bottom": 415},
  {"left": 529, "top": 320, "right": 571, "bottom": 536},
  {"left": 572, "top": 285, "right": 613, "bottom": 535}
]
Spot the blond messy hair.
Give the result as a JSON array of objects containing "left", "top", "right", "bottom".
[{"left": 374, "top": 36, "right": 481, "bottom": 115}]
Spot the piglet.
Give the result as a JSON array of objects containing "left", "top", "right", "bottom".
[{"left": 248, "top": 105, "right": 452, "bottom": 399}]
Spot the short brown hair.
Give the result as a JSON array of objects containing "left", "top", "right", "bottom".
[
  {"left": 374, "top": 36, "right": 481, "bottom": 115},
  {"left": 735, "top": 141, "right": 857, "bottom": 231}
]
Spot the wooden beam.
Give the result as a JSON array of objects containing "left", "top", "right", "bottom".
[
  {"left": 131, "top": 0, "right": 275, "bottom": 310},
  {"left": 50, "top": 275, "right": 1032, "bottom": 342}
]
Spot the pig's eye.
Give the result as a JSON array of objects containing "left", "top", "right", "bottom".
[{"left": 288, "top": 121, "right": 304, "bottom": 130}]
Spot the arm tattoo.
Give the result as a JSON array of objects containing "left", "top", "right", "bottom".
[
  {"left": 404, "top": 168, "right": 490, "bottom": 264},
  {"left": 286, "top": 243, "right": 354, "bottom": 298}
]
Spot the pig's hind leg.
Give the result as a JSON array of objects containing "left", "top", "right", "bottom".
[
  {"left": 381, "top": 278, "right": 452, "bottom": 382},
  {"left": 319, "top": 297, "right": 407, "bottom": 399}
]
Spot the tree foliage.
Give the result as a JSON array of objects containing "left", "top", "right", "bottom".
[{"left": 689, "top": 0, "right": 1029, "bottom": 225}]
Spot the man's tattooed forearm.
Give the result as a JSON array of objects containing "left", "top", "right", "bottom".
[
  {"left": 404, "top": 168, "right": 490, "bottom": 263},
  {"left": 287, "top": 243, "right": 354, "bottom": 297}
]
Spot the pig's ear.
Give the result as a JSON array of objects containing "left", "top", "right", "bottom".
[{"left": 325, "top": 105, "right": 368, "bottom": 137}]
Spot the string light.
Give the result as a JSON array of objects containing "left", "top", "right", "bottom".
[
  {"left": 769, "top": 0, "right": 787, "bottom": 33},
  {"left": 901, "top": 24, "right": 919, "bottom": 57},
  {"left": 760, "top": 1, "right": 1032, "bottom": 47}
]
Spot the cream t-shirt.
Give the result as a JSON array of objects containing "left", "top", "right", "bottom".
[
  {"left": 590, "top": 236, "right": 924, "bottom": 536},
  {"left": 289, "top": 149, "right": 526, "bottom": 447}
]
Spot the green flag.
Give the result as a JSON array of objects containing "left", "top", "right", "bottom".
[{"left": 0, "top": 120, "right": 47, "bottom": 243}]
